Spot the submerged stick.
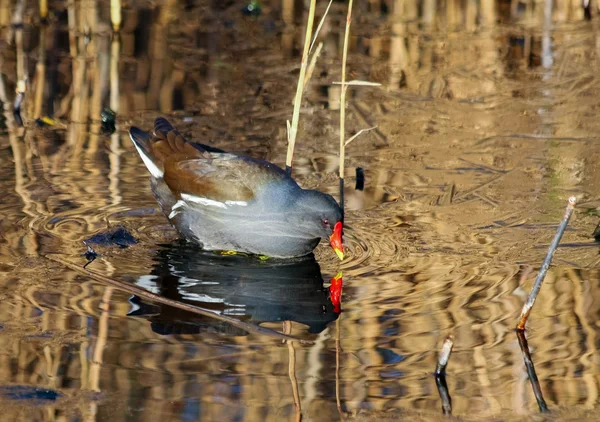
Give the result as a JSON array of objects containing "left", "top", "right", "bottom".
[
  {"left": 339, "top": 0, "right": 354, "bottom": 217},
  {"left": 516, "top": 330, "right": 549, "bottom": 412},
  {"left": 285, "top": 0, "right": 316, "bottom": 175},
  {"left": 516, "top": 196, "right": 577, "bottom": 330},
  {"left": 45, "top": 254, "right": 312, "bottom": 344},
  {"left": 434, "top": 335, "right": 454, "bottom": 416}
]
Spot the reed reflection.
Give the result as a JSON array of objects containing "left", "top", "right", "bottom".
[
  {"left": 128, "top": 242, "right": 340, "bottom": 336},
  {"left": 516, "top": 330, "right": 549, "bottom": 413}
]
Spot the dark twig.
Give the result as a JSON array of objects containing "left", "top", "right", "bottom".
[
  {"left": 516, "top": 196, "right": 577, "bottom": 330},
  {"left": 516, "top": 330, "right": 550, "bottom": 413},
  {"left": 434, "top": 335, "right": 453, "bottom": 416},
  {"left": 45, "top": 254, "right": 313, "bottom": 344}
]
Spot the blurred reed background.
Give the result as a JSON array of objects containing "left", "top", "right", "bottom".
[{"left": 1, "top": 0, "right": 600, "bottom": 421}]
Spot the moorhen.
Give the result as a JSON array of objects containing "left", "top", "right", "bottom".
[{"left": 128, "top": 118, "right": 344, "bottom": 259}]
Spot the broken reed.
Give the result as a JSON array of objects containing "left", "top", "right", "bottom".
[{"left": 516, "top": 196, "right": 576, "bottom": 330}]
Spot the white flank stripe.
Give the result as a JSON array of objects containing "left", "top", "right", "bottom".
[
  {"left": 130, "top": 135, "right": 163, "bottom": 178},
  {"left": 181, "top": 193, "right": 228, "bottom": 209},
  {"left": 225, "top": 200, "right": 248, "bottom": 206}
]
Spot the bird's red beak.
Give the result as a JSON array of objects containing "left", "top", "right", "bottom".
[{"left": 329, "top": 221, "right": 344, "bottom": 260}]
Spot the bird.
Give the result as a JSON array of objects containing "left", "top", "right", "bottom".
[{"left": 128, "top": 118, "right": 344, "bottom": 260}]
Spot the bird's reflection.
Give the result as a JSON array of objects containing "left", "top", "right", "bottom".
[{"left": 128, "top": 242, "right": 340, "bottom": 336}]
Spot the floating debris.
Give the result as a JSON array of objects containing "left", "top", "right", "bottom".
[
  {"left": 101, "top": 108, "right": 117, "bottom": 134},
  {"left": 0, "top": 385, "right": 62, "bottom": 404},
  {"left": 85, "top": 226, "right": 137, "bottom": 248}
]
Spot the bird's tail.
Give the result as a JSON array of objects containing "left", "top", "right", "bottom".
[{"left": 129, "top": 118, "right": 206, "bottom": 179}]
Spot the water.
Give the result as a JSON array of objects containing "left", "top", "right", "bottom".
[{"left": 1, "top": 0, "right": 600, "bottom": 420}]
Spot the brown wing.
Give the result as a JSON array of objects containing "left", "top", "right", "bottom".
[
  {"left": 163, "top": 154, "right": 289, "bottom": 203},
  {"left": 148, "top": 126, "right": 207, "bottom": 166}
]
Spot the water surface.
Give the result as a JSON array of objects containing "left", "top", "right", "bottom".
[{"left": 1, "top": 1, "right": 600, "bottom": 421}]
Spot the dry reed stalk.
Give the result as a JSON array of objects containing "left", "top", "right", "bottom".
[
  {"left": 110, "top": 0, "right": 121, "bottom": 32},
  {"left": 45, "top": 254, "right": 312, "bottom": 344},
  {"left": 309, "top": 0, "right": 333, "bottom": 53},
  {"left": 303, "top": 41, "right": 323, "bottom": 89},
  {"left": 338, "top": 0, "right": 354, "bottom": 217},
  {"left": 285, "top": 0, "right": 316, "bottom": 174},
  {"left": 516, "top": 196, "right": 577, "bottom": 330}
]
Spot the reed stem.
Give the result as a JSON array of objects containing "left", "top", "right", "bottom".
[
  {"left": 516, "top": 196, "right": 576, "bottom": 330},
  {"left": 285, "top": 0, "right": 316, "bottom": 175},
  {"left": 339, "top": 0, "right": 354, "bottom": 215}
]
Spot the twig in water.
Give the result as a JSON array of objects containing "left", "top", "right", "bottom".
[
  {"left": 434, "top": 335, "right": 454, "bottom": 416},
  {"left": 516, "top": 330, "right": 549, "bottom": 412},
  {"left": 516, "top": 196, "right": 577, "bottom": 330},
  {"left": 45, "top": 254, "right": 312, "bottom": 344},
  {"left": 286, "top": 0, "right": 317, "bottom": 175}
]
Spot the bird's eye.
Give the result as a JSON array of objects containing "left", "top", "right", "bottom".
[{"left": 322, "top": 219, "right": 329, "bottom": 227}]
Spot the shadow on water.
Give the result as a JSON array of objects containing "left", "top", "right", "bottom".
[{"left": 128, "top": 243, "right": 340, "bottom": 336}]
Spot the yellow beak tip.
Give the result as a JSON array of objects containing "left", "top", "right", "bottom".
[{"left": 335, "top": 249, "right": 345, "bottom": 261}]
